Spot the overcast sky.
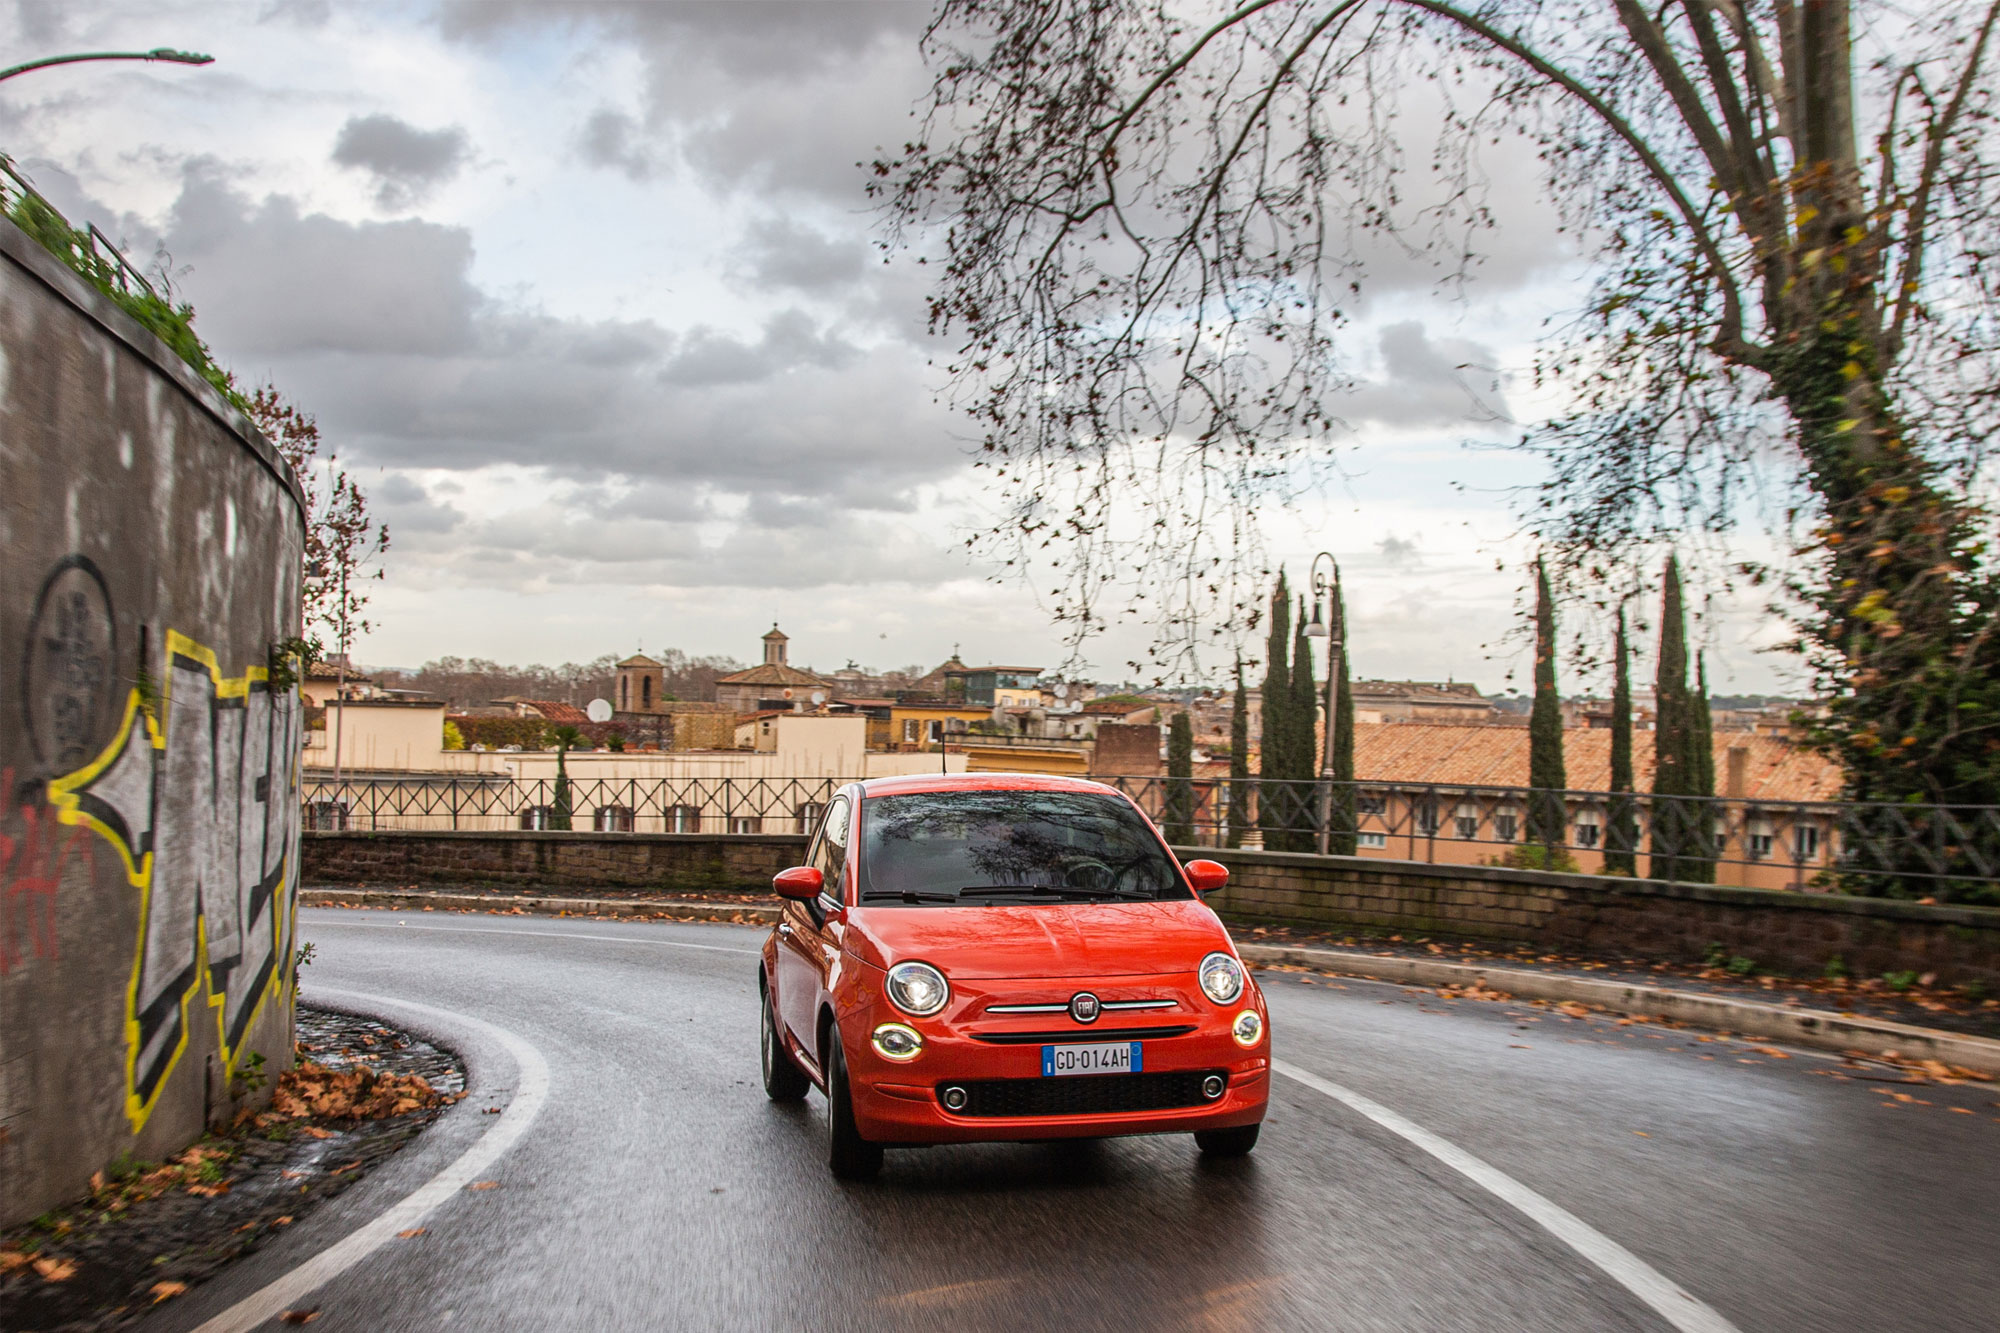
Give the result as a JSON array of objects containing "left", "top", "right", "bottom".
[{"left": 3, "top": 0, "right": 1803, "bottom": 695}]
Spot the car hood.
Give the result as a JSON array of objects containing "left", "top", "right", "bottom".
[{"left": 841, "top": 898, "right": 1231, "bottom": 979}]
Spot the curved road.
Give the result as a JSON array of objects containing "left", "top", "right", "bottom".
[{"left": 151, "top": 908, "right": 1999, "bottom": 1332}]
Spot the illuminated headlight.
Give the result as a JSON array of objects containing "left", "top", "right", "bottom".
[
  {"left": 1198, "top": 952, "right": 1245, "bottom": 1005},
  {"left": 1232, "top": 1009, "right": 1264, "bottom": 1048},
  {"left": 871, "top": 1023, "right": 924, "bottom": 1061},
  {"left": 885, "top": 961, "right": 951, "bottom": 1017}
]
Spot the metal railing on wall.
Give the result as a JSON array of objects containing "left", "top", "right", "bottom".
[
  {"left": 300, "top": 775, "right": 839, "bottom": 835},
  {"left": 1096, "top": 775, "right": 2000, "bottom": 897},
  {"left": 299, "top": 772, "right": 2000, "bottom": 896}
]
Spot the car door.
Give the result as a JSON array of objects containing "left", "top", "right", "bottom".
[{"left": 778, "top": 794, "right": 848, "bottom": 1063}]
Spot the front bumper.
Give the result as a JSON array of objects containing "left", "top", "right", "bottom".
[{"left": 841, "top": 973, "right": 1270, "bottom": 1144}]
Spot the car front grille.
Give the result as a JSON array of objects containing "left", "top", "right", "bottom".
[{"left": 943, "top": 1070, "right": 1225, "bottom": 1118}]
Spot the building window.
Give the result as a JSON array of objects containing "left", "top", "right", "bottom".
[
  {"left": 1455, "top": 816, "right": 1479, "bottom": 841},
  {"left": 642, "top": 676, "right": 652, "bottom": 708},
  {"left": 1358, "top": 831, "right": 1387, "bottom": 849},
  {"left": 796, "top": 802, "right": 825, "bottom": 834},
  {"left": 1794, "top": 825, "right": 1821, "bottom": 859},
  {"left": 1748, "top": 831, "right": 1774, "bottom": 859},
  {"left": 902, "top": 719, "right": 920, "bottom": 743},
  {"left": 1414, "top": 803, "right": 1440, "bottom": 835},
  {"left": 1575, "top": 822, "right": 1601, "bottom": 849},
  {"left": 730, "top": 816, "right": 760, "bottom": 834},
  {"left": 519, "top": 805, "right": 554, "bottom": 830},
  {"left": 667, "top": 804, "right": 702, "bottom": 833},
  {"left": 1358, "top": 791, "right": 1387, "bottom": 815},
  {"left": 594, "top": 805, "right": 634, "bottom": 832},
  {"left": 307, "top": 800, "right": 348, "bottom": 831},
  {"left": 928, "top": 720, "right": 943, "bottom": 743},
  {"left": 1494, "top": 813, "right": 1518, "bottom": 843}
]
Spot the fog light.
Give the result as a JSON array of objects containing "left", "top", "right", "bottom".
[
  {"left": 1202, "top": 1074, "right": 1226, "bottom": 1099},
  {"left": 1231, "top": 1009, "right": 1264, "bottom": 1048},
  {"left": 871, "top": 1023, "right": 923, "bottom": 1062},
  {"left": 941, "top": 1085, "right": 969, "bottom": 1111}
]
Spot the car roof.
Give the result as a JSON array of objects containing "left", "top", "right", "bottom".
[{"left": 851, "top": 771, "right": 1128, "bottom": 800}]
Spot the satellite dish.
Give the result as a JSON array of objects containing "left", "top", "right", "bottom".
[
  {"left": 586, "top": 698, "right": 613, "bottom": 723},
  {"left": 811, "top": 690, "right": 827, "bottom": 706},
  {"left": 1054, "top": 682, "right": 1069, "bottom": 699}
]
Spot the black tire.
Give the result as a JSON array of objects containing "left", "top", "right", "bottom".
[
  {"left": 1195, "top": 1123, "right": 1261, "bottom": 1157},
  {"left": 761, "top": 984, "right": 809, "bottom": 1103},
  {"left": 824, "top": 1033, "right": 883, "bottom": 1180}
]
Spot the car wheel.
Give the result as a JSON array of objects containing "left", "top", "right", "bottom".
[
  {"left": 761, "top": 984, "right": 809, "bottom": 1103},
  {"left": 1195, "top": 1124, "right": 1260, "bottom": 1157},
  {"left": 824, "top": 1032, "right": 883, "bottom": 1180}
]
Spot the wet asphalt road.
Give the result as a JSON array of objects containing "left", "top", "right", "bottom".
[{"left": 151, "top": 908, "right": 2000, "bottom": 1333}]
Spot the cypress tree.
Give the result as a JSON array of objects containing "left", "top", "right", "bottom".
[
  {"left": 1256, "top": 572, "right": 1291, "bottom": 849},
  {"left": 1227, "top": 657, "right": 1251, "bottom": 848},
  {"left": 1288, "top": 598, "right": 1318, "bottom": 851},
  {"left": 1525, "top": 559, "right": 1568, "bottom": 853},
  {"left": 1685, "top": 652, "right": 1717, "bottom": 882},
  {"left": 1329, "top": 587, "right": 1357, "bottom": 855},
  {"left": 1164, "top": 710, "right": 1195, "bottom": 844},
  {"left": 1650, "top": 555, "right": 1692, "bottom": 881},
  {"left": 1604, "top": 606, "right": 1638, "bottom": 875}
]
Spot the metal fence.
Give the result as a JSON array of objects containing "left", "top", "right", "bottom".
[
  {"left": 1099, "top": 775, "right": 2000, "bottom": 894},
  {"left": 300, "top": 775, "right": 840, "bottom": 835},
  {"left": 299, "top": 772, "right": 2000, "bottom": 894},
  {"left": 0, "top": 155, "right": 161, "bottom": 303}
]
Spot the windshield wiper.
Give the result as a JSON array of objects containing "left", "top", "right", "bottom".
[
  {"left": 958, "top": 884, "right": 1118, "bottom": 899},
  {"left": 860, "top": 889, "right": 961, "bottom": 904}
]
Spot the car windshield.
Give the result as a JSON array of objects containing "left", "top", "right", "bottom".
[{"left": 856, "top": 789, "right": 1188, "bottom": 905}]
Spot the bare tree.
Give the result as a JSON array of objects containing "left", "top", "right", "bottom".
[
  {"left": 879, "top": 0, "right": 2000, "bottom": 806},
  {"left": 249, "top": 385, "right": 389, "bottom": 657}
]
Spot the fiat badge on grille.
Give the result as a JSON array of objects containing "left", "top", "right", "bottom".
[{"left": 1069, "top": 991, "right": 1101, "bottom": 1023}]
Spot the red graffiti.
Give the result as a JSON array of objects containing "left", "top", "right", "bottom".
[{"left": 0, "top": 768, "right": 91, "bottom": 973}]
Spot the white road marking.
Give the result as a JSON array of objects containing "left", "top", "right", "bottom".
[
  {"left": 192, "top": 991, "right": 552, "bottom": 1333},
  {"left": 1273, "top": 1060, "right": 1740, "bottom": 1333},
  {"left": 305, "top": 917, "right": 761, "bottom": 955}
]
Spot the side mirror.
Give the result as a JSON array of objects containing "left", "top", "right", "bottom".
[
  {"left": 773, "top": 865, "right": 824, "bottom": 900},
  {"left": 1184, "top": 859, "right": 1229, "bottom": 896}
]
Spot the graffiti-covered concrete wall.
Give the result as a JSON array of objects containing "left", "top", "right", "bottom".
[{"left": 0, "top": 221, "right": 305, "bottom": 1226}]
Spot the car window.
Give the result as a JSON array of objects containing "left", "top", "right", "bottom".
[
  {"left": 813, "top": 795, "right": 851, "bottom": 900},
  {"left": 856, "top": 789, "right": 1189, "bottom": 906}
]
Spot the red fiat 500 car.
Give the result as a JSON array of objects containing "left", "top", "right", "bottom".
[{"left": 758, "top": 773, "right": 1269, "bottom": 1179}]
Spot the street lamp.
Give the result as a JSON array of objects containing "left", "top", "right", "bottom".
[
  {"left": 1302, "top": 552, "right": 1341, "bottom": 855},
  {"left": 0, "top": 48, "right": 214, "bottom": 83}
]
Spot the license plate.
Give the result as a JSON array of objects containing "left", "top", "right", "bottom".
[{"left": 1041, "top": 1041, "right": 1142, "bottom": 1076}]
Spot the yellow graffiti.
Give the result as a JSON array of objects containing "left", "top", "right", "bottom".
[{"left": 47, "top": 629, "right": 299, "bottom": 1131}]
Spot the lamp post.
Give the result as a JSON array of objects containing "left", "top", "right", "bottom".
[
  {"left": 0, "top": 48, "right": 213, "bottom": 83},
  {"left": 1302, "top": 552, "right": 1341, "bottom": 855}
]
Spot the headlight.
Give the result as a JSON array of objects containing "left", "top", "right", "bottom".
[
  {"left": 1232, "top": 1009, "right": 1264, "bottom": 1048},
  {"left": 1199, "top": 951, "right": 1244, "bottom": 1005},
  {"left": 871, "top": 1023, "right": 924, "bottom": 1061},
  {"left": 885, "top": 961, "right": 950, "bottom": 1016}
]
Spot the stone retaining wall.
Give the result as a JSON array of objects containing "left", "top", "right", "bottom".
[
  {"left": 302, "top": 830, "right": 808, "bottom": 894},
  {"left": 1204, "top": 848, "right": 2000, "bottom": 987}
]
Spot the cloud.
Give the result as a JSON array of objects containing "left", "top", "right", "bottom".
[
  {"left": 1333, "top": 321, "right": 1512, "bottom": 431},
  {"left": 738, "top": 217, "right": 868, "bottom": 293},
  {"left": 330, "top": 113, "right": 471, "bottom": 210}
]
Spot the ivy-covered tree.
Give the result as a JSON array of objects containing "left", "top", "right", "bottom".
[
  {"left": 881, "top": 0, "right": 2000, "bottom": 822},
  {"left": 1651, "top": 556, "right": 1696, "bottom": 882},
  {"left": 1227, "top": 656, "right": 1251, "bottom": 848},
  {"left": 1604, "top": 606, "right": 1638, "bottom": 876},
  {"left": 1285, "top": 599, "right": 1319, "bottom": 852},
  {"left": 1526, "top": 560, "right": 1568, "bottom": 854},
  {"left": 1257, "top": 573, "right": 1292, "bottom": 849},
  {"left": 1164, "top": 710, "right": 1196, "bottom": 844},
  {"left": 1328, "top": 587, "right": 1357, "bottom": 856},
  {"left": 546, "top": 724, "right": 583, "bottom": 831}
]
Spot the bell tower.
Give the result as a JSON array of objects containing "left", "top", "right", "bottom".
[{"left": 762, "top": 624, "right": 789, "bottom": 668}]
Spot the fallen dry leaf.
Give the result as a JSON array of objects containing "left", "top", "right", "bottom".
[
  {"left": 151, "top": 1281, "right": 188, "bottom": 1303},
  {"left": 274, "top": 1215, "right": 294, "bottom": 1226},
  {"left": 467, "top": 1180, "right": 500, "bottom": 1191},
  {"left": 280, "top": 1310, "right": 321, "bottom": 1324},
  {"left": 0, "top": 1249, "right": 32, "bottom": 1274},
  {"left": 33, "top": 1256, "right": 78, "bottom": 1282},
  {"left": 397, "top": 1227, "right": 427, "bottom": 1238}
]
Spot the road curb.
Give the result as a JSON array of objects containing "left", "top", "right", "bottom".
[
  {"left": 1238, "top": 943, "right": 2000, "bottom": 1079},
  {"left": 300, "top": 888, "right": 781, "bottom": 926}
]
